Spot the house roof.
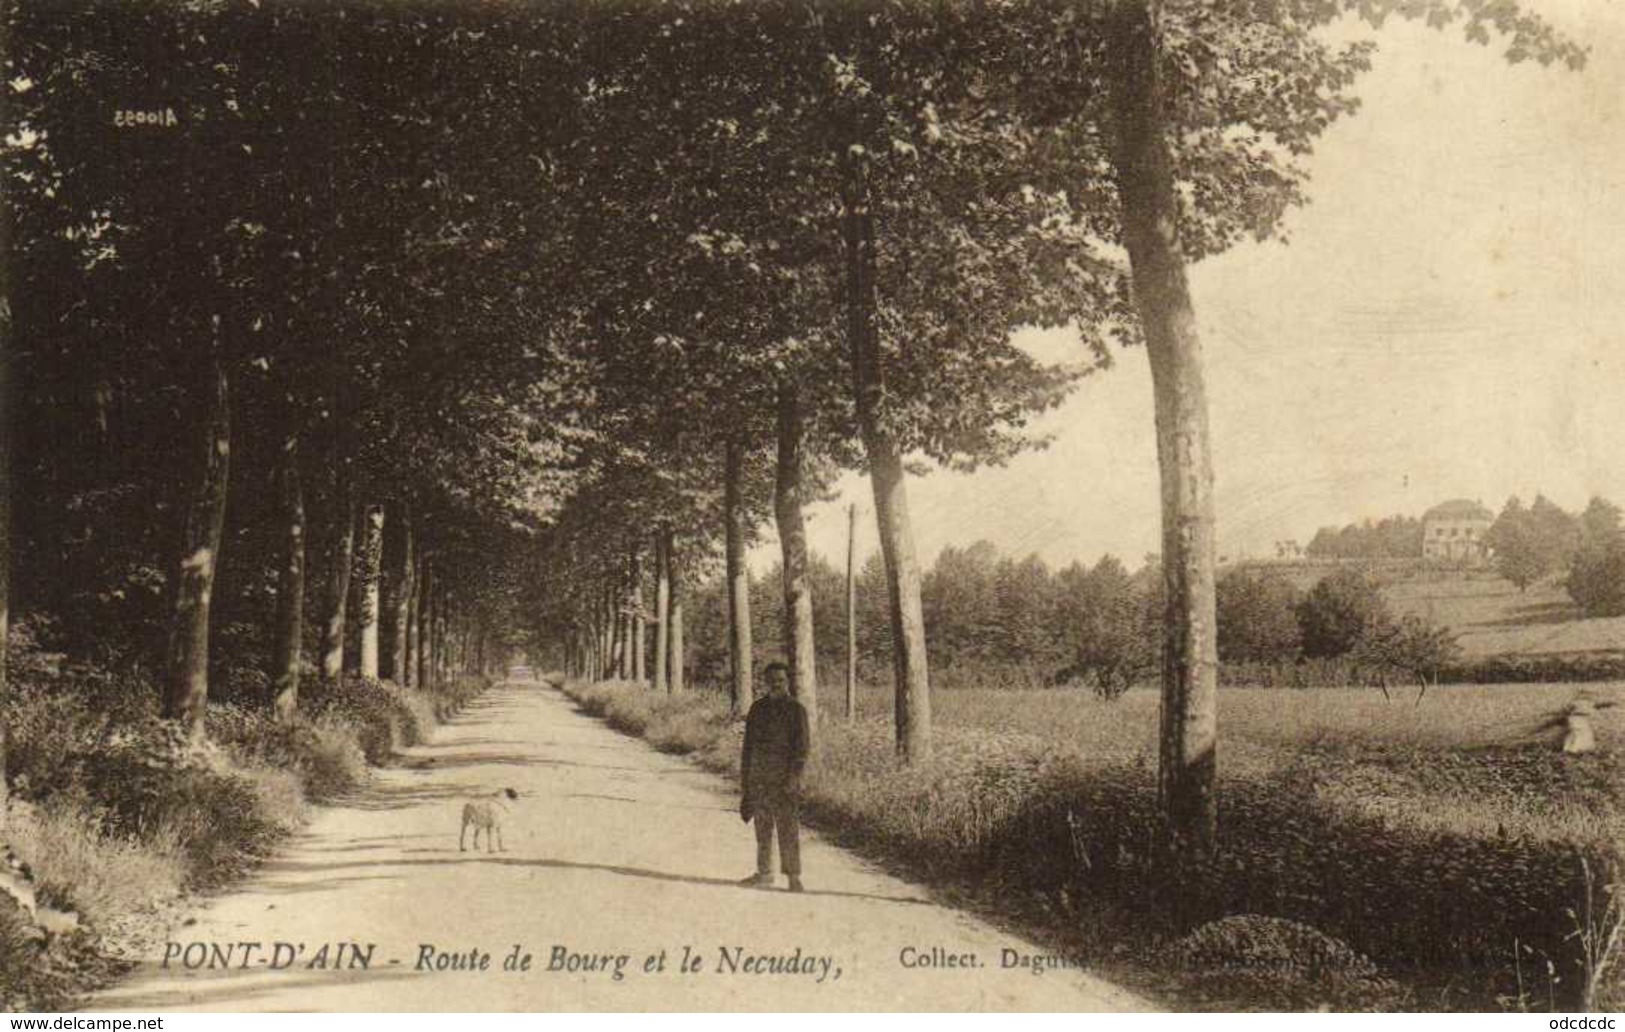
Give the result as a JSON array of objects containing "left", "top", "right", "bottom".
[{"left": 1423, "top": 499, "right": 1493, "bottom": 522}]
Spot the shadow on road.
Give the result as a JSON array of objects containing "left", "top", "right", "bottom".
[
  {"left": 100, "top": 963, "right": 423, "bottom": 1011},
  {"left": 564, "top": 792, "right": 733, "bottom": 814},
  {"left": 418, "top": 752, "right": 696, "bottom": 776},
  {"left": 250, "top": 874, "right": 405, "bottom": 896},
  {"left": 256, "top": 852, "right": 932, "bottom": 908}
]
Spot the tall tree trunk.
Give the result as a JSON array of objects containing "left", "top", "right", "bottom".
[
  {"left": 611, "top": 578, "right": 624, "bottom": 682},
  {"left": 653, "top": 530, "right": 671, "bottom": 693},
  {"left": 416, "top": 560, "right": 433, "bottom": 689},
  {"left": 841, "top": 150, "right": 931, "bottom": 762},
  {"left": 0, "top": 262, "right": 11, "bottom": 820},
  {"left": 669, "top": 543, "right": 685, "bottom": 695},
  {"left": 629, "top": 548, "right": 645, "bottom": 684},
  {"left": 617, "top": 608, "right": 630, "bottom": 678},
  {"left": 774, "top": 381, "right": 819, "bottom": 727},
  {"left": 433, "top": 592, "right": 448, "bottom": 685},
  {"left": 1108, "top": 0, "right": 1219, "bottom": 875},
  {"left": 586, "top": 599, "right": 597, "bottom": 680},
  {"left": 596, "top": 583, "right": 609, "bottom": 678},
  {"left": 269, "top": 436, "right": 306, "bottom": 721},
  {"left": 163, "top": 350, "right": 231, "bottom": 740},
  {"left": 585, "top": 601, "right": 595, "bottom": 679},
  {"left": 427, "top": 591, "right": 440, "bottom": 686},
  {"left": 593, "top": 586, "right": 605, "bottom": 678},
  {"left": 319, "top": 462, "right": 357, "bottom": 679},
  {"left": 389, "top": 504, "right": 413, "bottom": 683},
  {"left": 724, "top": 437, "right": 753, "bottom": 715},
  {"left": 589, "top": 616, "right": 599, "bottom": 679},
  {"left": 846, "top": 502, "right": 858, "bottom": 722},
  {"left": 589, "top": 611, "right": 600, "bottom": 680},
  {"left": 357, "top": 503, "right": 385, "bottom": 679},
  {"left": 405, "top": 551, "right": 421, "bottom": 688}
]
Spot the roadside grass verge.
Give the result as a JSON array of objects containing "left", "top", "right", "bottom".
[
  {"left": 0, "top": 636, "right": 496, "bottom": 1010},
  {"left": 562, "top": 677, "right": 1623, "bottom": 1011}
]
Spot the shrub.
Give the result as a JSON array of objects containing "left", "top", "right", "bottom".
[
  {"left": 1298, "top": 569, "right": 1390, "bottom": 658},
  {"left": 1217, "top": 569, "right": 1302, "bottom": 663},
  {"left": 428, "top": 675, "right": 491, "bottom": 719},
  {"left": 0, "top": 897, "right": 47, "bottom": 1010},
  {"left": 1349, "top": 614, "right": 1461, "bottom": 688},
  {"left": 1568, "top": 539, "right": 1625, "bottom": 618},
  {"left": 301, "top": 674, "right": 424, "bottom": 763},
  {"left": 206, "top": 705, "right": 368, "bottom": 801},
  {"left": 7, "top": 800, "right": 183, "bottom": 920}
]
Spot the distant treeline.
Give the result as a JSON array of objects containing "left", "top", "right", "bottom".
[
  {"left": 685, "top": 542, "right": 1467, "bottom": 695},
  {"left": 1306, "top": 515, "right": 1425, "bottom": 560},
  {"left": 1306, "top": 495, "right": 1625, "bottom": 618}
]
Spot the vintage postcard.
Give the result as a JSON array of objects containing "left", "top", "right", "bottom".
[{"left": 1, "top": 0, "right": 1621, "bottom": 1015}]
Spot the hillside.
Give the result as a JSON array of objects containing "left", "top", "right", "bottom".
[{"left": 1233, "top": 559, "right": 1625, "bottom": 659}]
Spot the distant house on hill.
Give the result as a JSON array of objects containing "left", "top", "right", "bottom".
[{"left": 1421, "top": 499, "right": 1494, "bottom": 561}]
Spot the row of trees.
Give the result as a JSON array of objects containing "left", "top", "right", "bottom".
[
  {"left": 4, "top": 5, "right": 580, "bottom": 756},
  {"left": 1305, "top": 515, "right": 1425, "bottom": 561},
  {"left": 518, "top": 1, "right": 1579, "bottom": 880},
  {"left": 671, "top": 545, "right": 1456, "bottom": 698},
  {"left": 3, "top": 0, "right": 1581, "bottom": 889}
]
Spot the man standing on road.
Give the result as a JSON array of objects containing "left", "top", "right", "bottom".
[{"left": 739, "top": 661, "right": 809, "bottom": 892}]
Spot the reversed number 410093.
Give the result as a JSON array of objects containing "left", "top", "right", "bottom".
[{"left": 113, "top": 107, "right": 179, "bottom": 128}]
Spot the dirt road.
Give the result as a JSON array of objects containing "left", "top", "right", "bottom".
[{"left": 91, "top": 680, "right": 1152, "bottom": 1011}]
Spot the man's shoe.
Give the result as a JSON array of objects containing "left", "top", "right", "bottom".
[
  {"left": 787, "top": 877, "right": 805, "bottom": 893},
  {"left": 739, "top": 873, "right": 774, "bottom": 888}
]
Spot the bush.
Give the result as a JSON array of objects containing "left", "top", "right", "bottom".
[
  {"left": 429, "top": 674, "right": 493, "bottom": 720},
  {"left": 1567, "top": 497, "right": 1625, "bottom": 617},
  {"left": 1298, "top": 570, "right": 1390, "bottom": 658},
  {"left": 7, "top": 685, "right": 297, "bottom": 888},
  {"left": 206, "top": 705, "right": 368, "bottom": 802},
  {"left": 0, "top": 895, "right": 58, "bottom": 1012},
  {"left": 1217, "top": 569, "right": 1302, "bottom": 663},
  {"left": 301, "top": 674, "right": 425, "bottom": 763},
  {"left": 7, "top": 800, "right": 183, "bottom": 920},
  {"left": 1349, "top": 614, "right": 1461, "bottom": 687},
  {"left": 1568, "top": 539, "right": 1625, "bottom": 618}
]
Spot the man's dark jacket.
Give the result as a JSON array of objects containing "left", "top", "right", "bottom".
[{"left": 740, "top": 692, "right": 809, "bottom": 820}]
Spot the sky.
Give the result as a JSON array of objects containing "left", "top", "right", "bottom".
[{"left": 754, "top": 1, "right": 1625, "bottom": 575}]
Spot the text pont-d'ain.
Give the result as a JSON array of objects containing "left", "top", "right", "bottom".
[{"left": 161, "top": 941, "right": 843, "bottom": 983}]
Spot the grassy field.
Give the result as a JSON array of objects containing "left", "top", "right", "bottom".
[
  {"left": 1384, "top": 576, "right": 1625, "bottom": 658},
  {"left": 935, "top": 682, "right": 1625, "bottom": 841},
  {"left": 840, "top": 679, "right": 1625, "bottom": 846},
  {"left": 573, "top": 676, "right": 1625, "bottom": 1010}
]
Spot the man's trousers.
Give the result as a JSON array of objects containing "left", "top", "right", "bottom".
[{"left": 752, "top": 795, "right": 801, "bottom": 876}]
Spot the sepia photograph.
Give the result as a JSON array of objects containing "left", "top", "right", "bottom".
[{"left": 0, "top": 0, "right": 1622, "bottom": 1014}]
